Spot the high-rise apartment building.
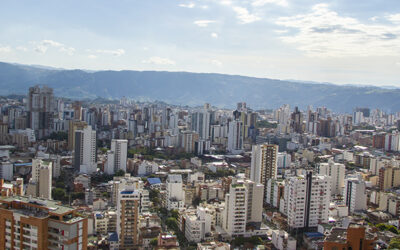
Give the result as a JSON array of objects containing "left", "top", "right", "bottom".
[
  {"left": 26, "top": 158, "right": 52, "bottom": 200},
  {"left": 227, "top": 120, "right": 243, "bottom": 154},
  {"left": 117, "top": 189, "right": 141, "bottom": 249},
  {"left": 27, "top": 85, "right": 55, "bottom": 139},
  {"left": 166, "top": 175, "right": 185, "bottom": 210},
  {"left": 68, "top": 120, "right": 87, "bottom": 150},
  {"left": 106, "top": 139, "right": 128, "bottom": 175},
  {"left": 317, "top": 160, "right": 345, "bottom": 196},
  {"left": 0, "top": 196, "right": 88, "bottom": 250},
  {"left": 285, "top": 173, "right": 331, "bottom": 230},
  {"left": 191, "top": 109, "right": 211, "bottom": 140},
  {"left": 379, "top": 166, "right": 400, "bottom": 191},
  {"left": 344, "top": 175, "right": 367, "bottom": 213},
  {"left": 222, "top": 178, "right": 263, "bottom": 237},
  {"left": 250, "top": 144, "right": 278, "bottom": 203},
  {"left": 73, "top": 126, "right": 97, "bottom": 174}
]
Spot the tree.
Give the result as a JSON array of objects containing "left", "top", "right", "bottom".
[
  {"left": 150, "top": 238, "right": 158, "bottom": 247},
  {"left": 389, "top": 238, "right": 400, "bottom": 249},
  {"left": 170, "top": 209, "right": 179, "bottom": 219},
  {"left": 115, "top": 169, "right": 125, "bottom": 176},
  {"left": 71, "top": 192, "right": 85, "bottom": 200},
  {"left": 166, "top": 217, "right": 178, "bottom": 231},
  {"left": 52, "top": 188, "right": 67, "bottom": 201}
]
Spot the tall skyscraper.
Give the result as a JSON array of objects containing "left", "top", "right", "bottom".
[
  {"left": 27, "top": 85, "right": 55, "bottom": 139},
  {"left": 222, "top": 178, "right": 263, "bottom": 237},
  {"left": 68, "top": 120, "right": 88, "bottom": 150},
  {"left": 74, "top": 125, "right": 97, "bottom": 174},
  {"left": 106, "top": 139, "right": 128, "bottom": 175},
  {"left": 344, "top": 175, "right": 367, "bottom": 213},
  {"left": 166, "top": 175, "right": 185, "bottom": 210},
  {"left": 191, "top": 108, "right": 211, "bottom": 140},
  {"left": 250, "top": 144, "right": 278, "bottom": 203},
  {"left": 285, "top": 172, "right": 331, "bottom": 230},
  {"left": 117, "top": 189, "right": 141, "bottom": 248},
  {"left": 227, "top": 120, "right": 243, "bottom": 154},
  {"left": 317, "top": 160, "right": 345, "bottom": 196}
]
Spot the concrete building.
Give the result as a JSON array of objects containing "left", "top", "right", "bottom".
[
  {"left": 191, "top": 109, "right": 211, "bottom": 140},
  {"left": 343, "top": 175, "right": 367, "bottom": 213},
  {"left": 323, "top": 224, "right": 377, "bottom": 250},
  {"left": 68, "top": 120, "right": 87, "bottom": 150},
  {"left": 182, "top": 207, "right": 212, "bottom": 243},
  {"left": 26, "top": 158, "right": 52, "bottom": 200},
  {"left": 227, "top": 120, "right": 243, "bottom": 154},
  {"left": 74, "top": 126, "right": 97, "bottom": 174},
  {"left": 222, "top": 178, "right": 264, "bottom": 237},
  {"left": 106, "top": 139, "right": 128, "bottom": 175},
  {"left": 166, "top": 175, "right": 185, "bottom": 210},
  {"left": 271, "top": 230, "right": 297, "bottom": 250},
  {"left": 285, "top": 173, "right": 331, "bottom": 230},
  {"left": 0, "top": 161, "right": 13, "bottom": 181},
  {"left": 27, "top": 85, "right": 55, "bottom": 139},
  {"left": 117, "top": 189, "right": 141, "bottom": 249},
  {"left": 379, "top": 166, "right": 400, "bottom": 191},
  {"left": 0, "top": 196, "right": 88, "bottom": 250},
  {"left": 250, "top": 144, "right": 278, "bottom": 203},
  {"left": 317, "top": 160, "right": 345, "bottom": 196}
]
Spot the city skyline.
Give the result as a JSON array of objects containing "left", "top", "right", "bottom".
[{"left": 1, "top": 0, "right": 400, "bottom": 87}]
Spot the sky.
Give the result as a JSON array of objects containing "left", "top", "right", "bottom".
[{"left": 1, "top": 0, "right": 400, "bottom": 87}]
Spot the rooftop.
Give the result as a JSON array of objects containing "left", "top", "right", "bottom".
[{"left": 0, "top": 196, "right": 75, "bottom": 216}]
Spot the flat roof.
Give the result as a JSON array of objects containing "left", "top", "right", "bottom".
[{"left": 0, "top": 196, "right": 75, "bottom": 215}]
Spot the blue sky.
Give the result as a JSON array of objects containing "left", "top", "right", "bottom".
[{"left": 1, "top": 0, "right": 400, "bottom": 86}]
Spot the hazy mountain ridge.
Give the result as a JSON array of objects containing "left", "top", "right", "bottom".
[{"left": 0, "top": 62, "right": 399, "bottom": 112}]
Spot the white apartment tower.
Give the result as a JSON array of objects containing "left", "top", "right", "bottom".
[
  {"left": 285, "top": 172, "right": 331, "bottom": 230},
  {"left": 109, "top": 139, "right": 128, "bottom": 174},
  {"left": 227, "top": 120, "right": 243, "bottom": 154},
  {"left": 74, "top": 125, "right": 97, "bottom": 174},
  {"left": 343, "top": 175, "right": 367, "bottom": 213},
  {"left": 317, "top": 160, "right": 345, "bottom": 196},
  {"left": 166, "top": 175, "right": 185, "bottom": 210},
  {"left": 222, "top": 178, "right": 263, "bottom": 237},
  {"left": 250, "top": 144, "right": 278, "bottom": 203},
  {"left": 191, "top": 109, "right": 211, "bottom": 140},
  {"left": 26, "top": 158, "right": 52, "bottom": 199}
]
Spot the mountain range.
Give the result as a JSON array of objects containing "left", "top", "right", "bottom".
[{"left": 0, "top": 61, "right": 399, "bottom": 113}]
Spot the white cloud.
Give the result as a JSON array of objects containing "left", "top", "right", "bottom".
[
  {"left": 0, "top": 46, "right": 11, "bottom": 53},
  {"left": 194, "top": 20, "right": 216, "bottom": 27},
  {"left": 220, "top": 0, "right": 232, "bottom": 6},
  {"left": 96, "top": 49, "right": 125, "bottom": 56},
  {"left": 387, "top": 13, "right": 400, "bottom": 23},
  {"left": 88, "top": 55, "right": 97, "bottom": 59},
  {"left": 211, "top": 59, "right": 222, "bottom": 67},
  {"left": 200, "top": 5, "right": 209, "bottom": 9},
  {"left": 252, "top": 0, "right": 288, "bottom": 7},
  {"left": 60, "top": 47, "right": 75, "bottom": 56},
  {"left": 179, "top": 2, "right": 195, "bottom": 8},
  {"left": 274, "top": 29, "right": 289, "bottom": 34},
  {"left": 211, "top": 32, "right": 218, "bottom": 38},
  {"left": 42, "top": 40, "right": 64, "bottom": 47},
  {"left": 232, "top": 7, "right": 261, "bottom": 24},
  {"left": 142, "top": 56, "right": 176, "bottom": 65},
  {"left": 276, "top": 4, "right": 400, "bottom": 57},
  {"left": 33, "top": 40, "right": 75, "bottom": 55},
  {"left": 35, "top": 45, "right": 48, "bottom": 53},
  {"left": 16, "top": 46, "right": 28, "bottom": 52},
  {"left": 396, "top": 62, "right": 400, "bottom": 67},
  {"left": 370, "top": 16, "right": 378, "bottom": 22}
]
